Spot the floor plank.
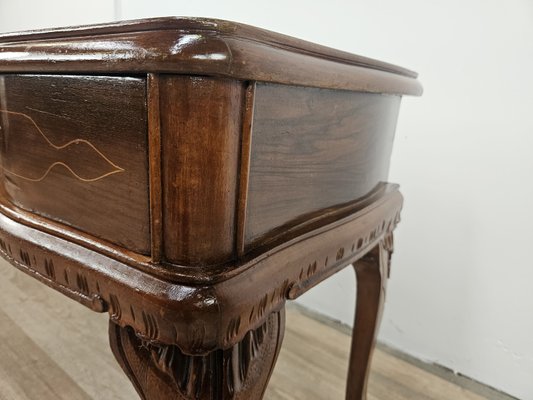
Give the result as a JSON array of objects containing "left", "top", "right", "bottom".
[
  {"left": 0, "top": 259, "right": 495, "bottom": 399},
  {"left": 0, "top": 307, "right": 91, "bottom": 400}
]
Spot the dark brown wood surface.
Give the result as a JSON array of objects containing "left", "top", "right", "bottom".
[
  {"left": 245, "top": 83, "right": 400, "bottom": 250},
  {"left": 0, "top": 17, "right": 421, "bottom": 400},
  {"left": 0, "top": 181, "right": 403, "bottom": 400},
  {"left": 109, "top": 309, "right": 285, "bottom": 400},
  {"left": 160, "top": 76, "right": 243, "bottom": 266},
  {"left": 0, "top": 74, "right": 150, "bottom": 254},
  {"left": 347, "top": 235, "right": 392, "bottom": 399},
  {"left": 0, "top": 178, "right": 402, "bottom": 352},
  {"left": 0, "top": 18, "right": 422, "bottom": 96},
  {"left": 0, "top": 17, "right": 416, "bottom": 78},
  {"left": 147, "top": 73, "right": 163, "bottom": 262}
]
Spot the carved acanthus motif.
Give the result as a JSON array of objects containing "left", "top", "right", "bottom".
[{"left": 110, "top": 309, "right": 285, "bottom": 399}]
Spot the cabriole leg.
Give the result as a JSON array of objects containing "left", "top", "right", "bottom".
[
  {"left": 109, "top": 308, "right": 285, "bottom": 400},
  {"left": 346, "top": 234, "right": 393, "bottom": 400}
]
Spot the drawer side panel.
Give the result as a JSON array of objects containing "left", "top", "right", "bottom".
[{"left": 245, "top": 83, "right": 401, "bottom": 249}]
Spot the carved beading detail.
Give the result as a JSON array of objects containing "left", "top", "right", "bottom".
[
  {"left": 287, "top": 209, "right": 400, "bottom": 300},
  {"left": 44, "top": 258, "right": 55, "bottom": 280},
  {"left": 0, "top": 187, "right": 402, "bottom": 354},
  {"left": 109, "top": 294, "right": 122, "bottom": 320},
  {"left": 141, "top": 311, "right": 159, "bottom": 341},
  {"left": 0, "top": 232, "right": 108, "bottom": 314}
]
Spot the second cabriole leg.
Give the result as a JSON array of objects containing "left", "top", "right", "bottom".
[{"left": 346, "top": 234, "right": 393, "bottom": 400}]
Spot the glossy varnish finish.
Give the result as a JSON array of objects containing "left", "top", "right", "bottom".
[
  {"left": 0, "top": 18, "right": 422, "bottom": 96},
  {"left": 0, "top": 74, "right": 150, "bottom": 254},
  {"left": 160, "top": 76, "right": 244, "bottom": 266},
  {"left": 0, "top": 17, "right": 422, "bottom": 400},
  {"left": 147, "top": 73, "right": 163, "bottom": 262},
  {"left": 245, "top": 83, "right": 400, "bottom": 248}
]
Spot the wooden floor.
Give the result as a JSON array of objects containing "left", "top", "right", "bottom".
[{"left": 0, "top": 258, "right": 496, "bottom": 400}]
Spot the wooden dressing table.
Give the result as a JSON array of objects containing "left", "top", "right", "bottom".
[{"left": 0, "top": 17, "right": 421, "bottom": 400}]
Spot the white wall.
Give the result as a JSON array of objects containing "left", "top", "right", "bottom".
[
  {"left": 1, "top": 1, "right": 532, "bottom": 398},
  {"left": 0, "top": 0, "right": 115, "bottom": 33}
]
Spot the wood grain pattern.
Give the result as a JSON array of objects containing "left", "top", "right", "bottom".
[
  {"left": 147, "top": 73, "right": 163, "bottom": 262},
  {"left": 245, "top": 83, "right": 401, "bottom": 250},
  {"left": 0, "top": 305, "right": 92, "bottom": 400},
  {"left": 160, "top": 76, "right": 243, "bottom": 266},
  {"left": 236, "top": 82, "right": 256, "bottom": 257},
  {"left": 347, "top": 236, "right": 392, "bottom": 399},
  {"left": 0, "top": 177, "right": 402, "bottom": 353},
  {"left": 0, "top": 17, "right": 425, "bottom": 400},
  {"left": 0, "top": 74, "right": 150, "bottom": 254},
  {"left": 0, "top": 18, "right": 422, "bottom": 96}
]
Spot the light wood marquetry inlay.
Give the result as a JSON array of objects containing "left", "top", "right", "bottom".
[{"left": 0, "top": 109, "right": 125, "bottom": 183}]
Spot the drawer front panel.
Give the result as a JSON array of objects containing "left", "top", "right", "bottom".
[
  {"left": 245, "top": 83, "right": 401, "bottom": 248},
  {"left": 0, "top": 75, "right": 150, "bottom": 254}
]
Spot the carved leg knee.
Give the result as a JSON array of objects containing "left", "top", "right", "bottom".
[{"left": 109, "top": 308, "right": 285, "bottom": 400}]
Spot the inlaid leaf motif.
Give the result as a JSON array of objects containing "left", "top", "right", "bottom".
[{"left": 0, "top": 110, "right": 124, "bottom": 182}]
